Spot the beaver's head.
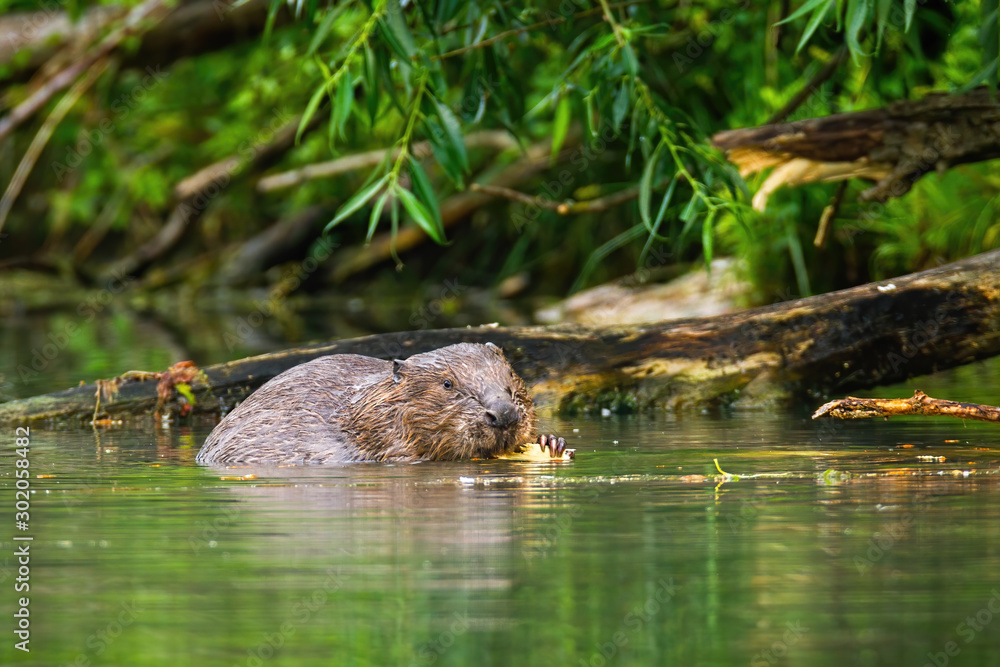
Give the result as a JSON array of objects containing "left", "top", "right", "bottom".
[{"left": 352, "top": 342, "right": 537, "bottom": 460}]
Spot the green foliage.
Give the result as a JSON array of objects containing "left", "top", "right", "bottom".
[{"left": 1, "top": 0, "right": 998, "bottom": 298}]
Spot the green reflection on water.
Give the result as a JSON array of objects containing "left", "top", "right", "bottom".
[{"left": 2, "top": 411, "right": 999, "bottom": 666}]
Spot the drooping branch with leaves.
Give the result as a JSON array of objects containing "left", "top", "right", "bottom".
[{"left": 0, "top": 0, "right": 996, "bottom": 300}]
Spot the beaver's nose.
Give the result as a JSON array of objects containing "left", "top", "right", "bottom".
[{"left": 485, "top": 399, "right": 519, "bottom": 429}]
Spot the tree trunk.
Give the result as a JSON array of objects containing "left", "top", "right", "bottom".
[
  {"left": 712, "top": 88, "right": 1000, "bottom": 208},
  {"left": 2, "top": 249, "right": 998, "bottom": 425}
]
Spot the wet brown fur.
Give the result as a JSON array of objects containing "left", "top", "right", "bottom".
[{"left": 196, "top": 343, "right": 536, "bottom": 465}]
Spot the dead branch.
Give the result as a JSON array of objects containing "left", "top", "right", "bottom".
[
  {"left": 713, "top": 88, "right": 1000, "bottom": 210},
  {"left": 0, "top": 57, "right": 111, "bottom": 235},
  {"left": 431, "top": 1, "right": 645, "bottom": 61},
  {"left": 256, "top": 130, "right": 517, "bottom": 193},
  {"left": 4, "top": 247, "right": 999, "bottom": 424},
  {"left": 2, "top": 0, "right": 287, "bottom": 83},
  {"left": 328, "top": 137, "right": 570, "bottom": 283},
  {"left": 813, "top": 180, "right": 847, "bottom": 249},
  {"left": 469, "top": 183, "right": 640, "bottom": 214},
  {"left": 0, "top": 0, "right": 167, "bottom": 143},
  {"left": 812, "top": 390, "right": 1000, "bottom": 425},
  {"left": 104, "top": 108, "right": 323, "bottom": 281},
  {"left": 765, "top": 46, "right": 847, "bottom": 125}
]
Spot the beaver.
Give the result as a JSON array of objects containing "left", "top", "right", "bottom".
[{"left": 196, "top": 342, "right": 569, "bottom": 465}]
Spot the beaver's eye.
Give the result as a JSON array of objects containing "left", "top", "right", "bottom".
[{"left": 443, "top": 380, "right": 453, "bottom": 390}]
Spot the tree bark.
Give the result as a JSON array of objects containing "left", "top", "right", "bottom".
[
  {"left": 712, "top": 88, "right": 1000, "bottom": 209},
  {"left": 1, "top": 0, "right": 287, "bottom": 82},
  {"left": 103, "top": 108, "right": 320, "bottom": 282},
  {"left": 2, "top": 248, "right": 998, "bottom": 425},
  {"left": 813, "top": 390, "right": 1000, "bottom": 425}
]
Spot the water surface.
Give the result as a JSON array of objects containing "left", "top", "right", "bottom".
[{"left": 3, "top": 403, "right": 999, "bottom": 666}]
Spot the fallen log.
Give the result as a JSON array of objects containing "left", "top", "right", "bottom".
[
  {"left": 812, "top": 390, "right": 1000, "bottom": 425},
  {"left": 712, "top": 88, "right": 1000, "bottom": 210},
  {"left": 2, "top": 249, "right": 998, "bottom": 425}
]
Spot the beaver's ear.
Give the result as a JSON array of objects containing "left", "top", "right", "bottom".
[
  {"left": 485, "top": 341, "right": 503, "bottom": 356},
  {"left": 392, "top": 359, "right": 405, "bottom": 383}
]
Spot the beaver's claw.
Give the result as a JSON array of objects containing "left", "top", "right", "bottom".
[{"left": 538, "top": 434, "right": 574, "bottom": 459}]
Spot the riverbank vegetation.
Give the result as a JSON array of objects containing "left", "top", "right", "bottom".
[
  {"left": 1, "top": 1, "right": 999, "bottom": 401},
  {"left": 3, "top": 1, "right": 997, "bottom": 299}
]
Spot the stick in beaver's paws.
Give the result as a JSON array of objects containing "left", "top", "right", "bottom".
[{"left": 538, "top": 434, "right": 573, "bottom": 458}]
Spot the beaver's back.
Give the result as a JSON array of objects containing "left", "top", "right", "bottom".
[{"left": 196, "top": 354, "right": 389, "bottom": 465}]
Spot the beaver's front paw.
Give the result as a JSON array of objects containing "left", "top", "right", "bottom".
[{"left": 538, "top": 434, "right": 573, "bottom": 459}]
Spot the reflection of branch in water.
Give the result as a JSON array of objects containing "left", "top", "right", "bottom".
[{"left": 812, "top": 390, "right": 1000, "bottom": 425}]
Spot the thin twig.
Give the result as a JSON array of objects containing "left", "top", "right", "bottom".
[
  {"left": 432, "top": 1, "right": 643, "bottom": 60},
  {"left": 469, "top": 182, "right": 641, "bottom": 214},
  {"left": 330, "top": 136, "right": 570, "bottom": 283},
  {"left": 0, "top": 57, "right": 112, "bottom": 235},
  {"left": 766, "top": 46, "right": 847, "bottom": 125},
  {"left": 0, "top": 0, "right": 165, "bottom": 143},
  {"left": 813, "top": 390, "right": 1000, "bottom": 425},
  {"left": 257, "top": 130, "right": 516, "bottom": 192},
  {"left": 814, "top": 179, "right": 847, "bottom": 248}
]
